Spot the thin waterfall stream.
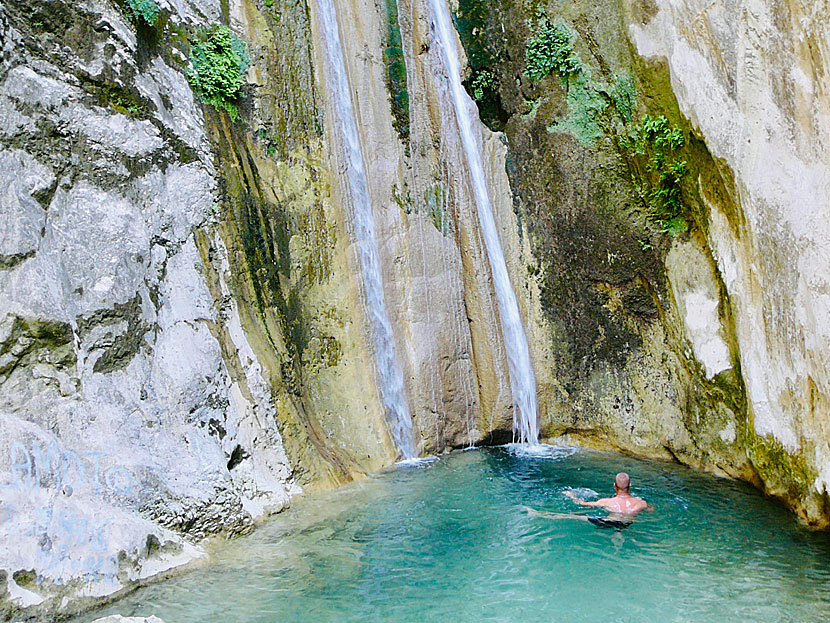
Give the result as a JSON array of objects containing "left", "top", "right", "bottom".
[
  {"left": 428, "top": 0, "right": 539, "bottom": 444},
  {"left": 317, "top": 0, "right": 416, "bottom": 459}
]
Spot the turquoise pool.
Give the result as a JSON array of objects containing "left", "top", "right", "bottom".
[{"left": 80, "top": 447, "right": 830, "bottom": 622}]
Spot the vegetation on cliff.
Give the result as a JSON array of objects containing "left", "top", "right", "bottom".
[
  {"left": 187, "top": 26, "right": 251, "bottom": 120},
  {"left": 625, "top": 114, "right": 689, "bottom": 233},
  {"left": 525, "top": 19, "right": 581, "bottom": 82},
  {"left": 383, "top": 0, "right": 410, "bottom": 145},
  {"left": 124, "top": 0, "right": 160, "bottom": 26}
]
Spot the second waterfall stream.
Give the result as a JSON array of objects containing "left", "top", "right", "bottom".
[
  {"left": 428, "top": 0, "right": 539, "bottom": 445},
  {"left": 317, "top": 0, "right": 417, "bottom": 459}
]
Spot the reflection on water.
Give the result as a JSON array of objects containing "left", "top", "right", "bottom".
[{"left": 78, "top": 448, "right": 830, "bottom": 622}]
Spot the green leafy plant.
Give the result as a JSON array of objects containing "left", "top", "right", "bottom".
[
  {"left": 125, "top": 0, "right": 160, "bottom": 26},
  {"left": 469, "top": 69, "right": 497, "bottom": 101},
  {"left": 626, "top": 115, "right": 689, "bottom": 231},
  {"left": 525, "top": 21, "right": 581, "bottom": 83},
  {"left": 641, "top": 114, "right": 684, "bottom": 151},
  {"left": 187, "top": 26, "right": 251, "bottom": 120}
]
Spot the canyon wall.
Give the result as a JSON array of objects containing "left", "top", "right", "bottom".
[
  {"left": 0, "top": 0, "right": 828, "bottom": 619},
  {"left": 449, "top": 0, "right": 830, "bottom": 526}
]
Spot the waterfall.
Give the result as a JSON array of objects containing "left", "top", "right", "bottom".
[
  {"left": 428, "top": 0, "right": 539, "bottom": 445},
  {"left": 317, "top": 0, "right": 417, "bottom": 459}
]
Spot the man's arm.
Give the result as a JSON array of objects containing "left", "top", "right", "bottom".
[{"left": 562, "top": 490, "right": 608, "bottom": 508}]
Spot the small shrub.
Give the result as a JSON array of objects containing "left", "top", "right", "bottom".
[
  {"left": 187, "top": 26, "right": 251, "bottom": 120},
  {"left": 628, "top": 115, "right": 689, "bottom": 229},
  {"left": 469, "top": 69, "right": 497, "bottom": 101},
  {"left": 525, "top": 21, "right": 581, "bottom": 83},
  {"left": 125, "top": 0, "right": 160, "bottom": 26},
  {"left": 641, "top": 114, "right": 684, "bottom": 150}
]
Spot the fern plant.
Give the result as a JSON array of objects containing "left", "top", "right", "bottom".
[
  {"left": 469, "top": 69, "right": 497, "bottom": 101},
  {"left": 525, "top": 21, "right": 581, "bottom": 82},
  {"left": 626, "top": 115, "right": 689, "bottom": 231},
  {"left": 187, "top": 26, "right": 251, "bottom": 120},
  {"left": 125, "top": 0, "right": 160, "bottom": 26}
]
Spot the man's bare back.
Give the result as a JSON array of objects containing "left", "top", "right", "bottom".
[
  {"left": 563, "top": 490, "right": 648, "bottom": 514},
  {"left": 563, "top": 472, "right": 648, "bottom": 514},
  {"left": 525, "top": 472, "right": 650, "bottom": 529}
]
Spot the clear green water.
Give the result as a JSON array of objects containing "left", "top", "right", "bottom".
[{"left": 81, "top": 447, "right": 830, "bottom": 622}]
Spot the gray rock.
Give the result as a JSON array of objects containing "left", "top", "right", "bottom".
[{"left": 0, "top": 0, "right": 297, "bottom": 617}]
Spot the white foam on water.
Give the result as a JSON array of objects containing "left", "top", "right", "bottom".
[
  {"left": 562, "top": 487, "right": 599, "bottom": 500},
  {"left": 504, "top": 443, "right": 578, "bottom": 461},
  {"left": 396, "top": 456, "right": 440, "bottom": 468}
]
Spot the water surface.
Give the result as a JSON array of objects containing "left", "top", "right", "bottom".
[{"left": 81, "top": 448, "right": 830, "bottom": 622}]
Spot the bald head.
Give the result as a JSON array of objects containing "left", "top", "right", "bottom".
[{"left": 614, "top": 472, "right": 631, "bottom": 493}]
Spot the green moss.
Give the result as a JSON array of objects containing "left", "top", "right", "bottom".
[
  {"left": 392, "top": 184, "right": 412, "bottom": 214},
  {"left": 11, "top": 570, "right": 36, "bottom": 588},
  {"left": 319, "top": 335, "right": 342, "bottom": 367},
  {"left": 426, "top": 183, "right": 449, "bottom": 235},
  {"left": 0, "top": 315, "right": 78, "bottom": 375},
  {"left": 746, "top": 431, "right": 816, "bottom": 498},
  {"left": 523, "top": 18, "right": 608, "bottom": 147},
  {"left": 87, "top": 81, "right": 153, "bottom": 119},
  {"left": 547, "top": 74, "right": 607, "bottom": 145},
  {"left": 187, "top": 26, "right": 250, "bottom": 120},
  {"left": 382, "top": 0, "right": 410, "bottom": 145},
  {"left": 298, "top": 203, "right": 336, "bottom": 285},
  {"left": 610, "top": 72, "right": 637, "bottom": 124},
  {"left": 260, "top": 0, "right": 323, "bottom": 159}
]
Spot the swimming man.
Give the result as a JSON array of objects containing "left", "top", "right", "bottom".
[{"left": 525, "top": 472, "right": 649, "bottom": 530}]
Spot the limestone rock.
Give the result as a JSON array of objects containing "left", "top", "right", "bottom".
[
  {"left": 0, "top": 0, "right": 297, "bottom": 617},
  {"left": 631, "top": 0, "right": 830, "bottom": 524}
]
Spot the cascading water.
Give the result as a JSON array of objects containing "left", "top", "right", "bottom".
[
  {"left": 317, "top": 0, "right": 416, "bottom": 459},
  {"left": 428, "top": 0, "right": 539, "bottom": 445}
]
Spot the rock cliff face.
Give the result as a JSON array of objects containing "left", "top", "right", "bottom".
[
  {"left": 631, "top": 0, "right": 830, "bottom": 526},
  {"left": 435, "top": 0, "right": 829, "bottom": 528},
  {"left": 0, "top": 0, "right": 301, "bottom": 618},
  {"left": 471, "top": 0, "right": 829, "bottom": 525},
  {"left": 0, "top": 0, "right": 828, "bottom": 618}
]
